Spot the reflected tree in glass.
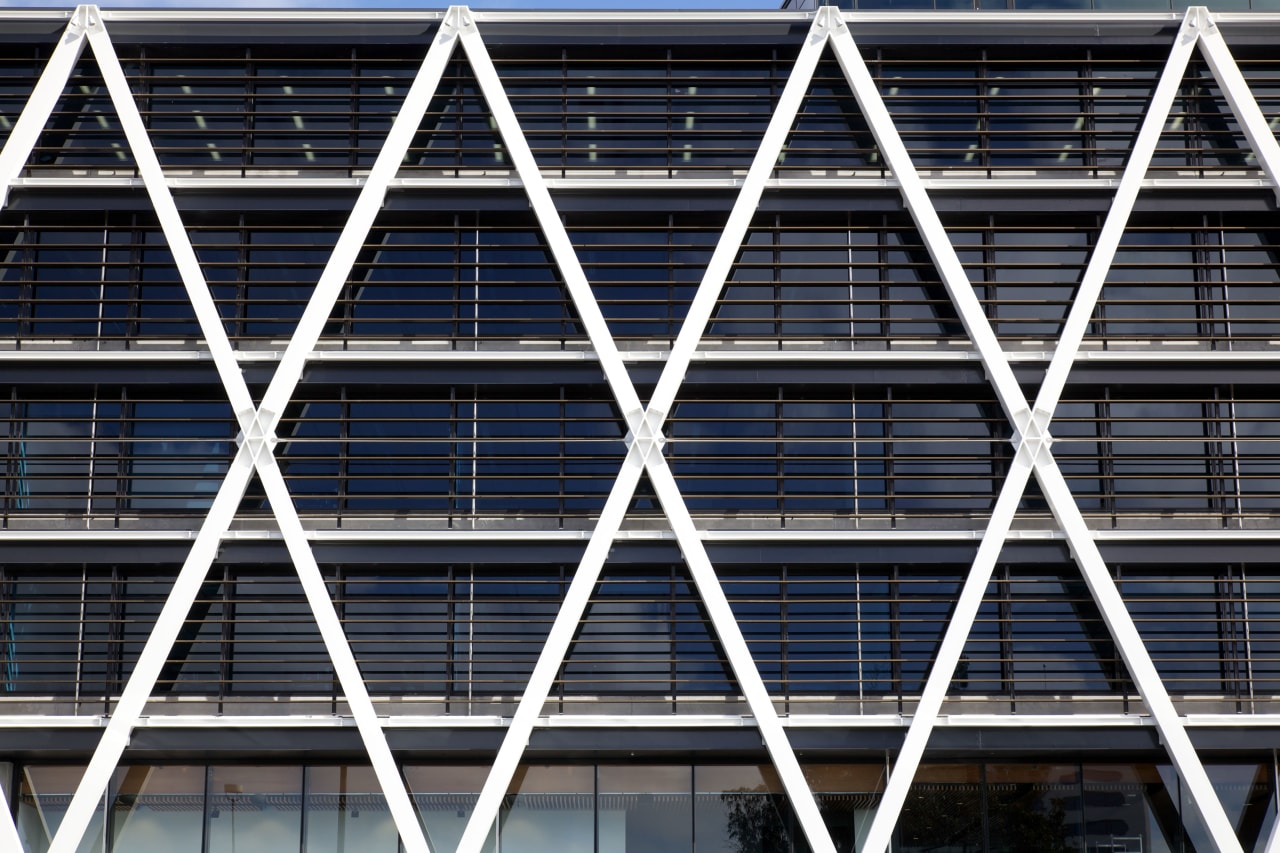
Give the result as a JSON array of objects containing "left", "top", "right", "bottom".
[{"left": 696, "top": 766, "right": 793, "bottom": 853}]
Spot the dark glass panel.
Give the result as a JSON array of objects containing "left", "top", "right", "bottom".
[
  {"left": 564, "top": 567, "right": 678, "bottom": 694},
  {"left": 464, "top": 567, "right": 561, "bottom": 695},
  {"left": 1080, "top": 764, "right": 1181, "bottom": 853},
  {"left": 723, "top": 571, "right": 783, "bottom": 690},
  {"left": 570, "top": 215, "right": 714, "bottom": 340},
  {"left": 127, "top": 400, "right": 233, "bottom": 512},
  {"left": 208, "top": 766, "right": 303, "bottom": 853},
  {"left": 501, "top": 765, "right": 594, "bottom": 853},
  {"left": 1092, "top": 64, "right": 1156, "bottom": 170},
  {"left": 1121, "top": 572, "right": 1243, "bottom": 694},
  {"left": 1241, "top": 570, "right": 1280, "bottom": 694},
  {"left": 304, "top": 766, "right": 398, "bottom": 853},
  {"left": 785, "top": 61, "right": 879, "bottom": 173},
  {"left": 6, "top": 573, "right": 85, "bottom": 694},
  {"left": 695, "top": 765, "right": 794, "bottom": 853},
  {"left": 986, "top": 764, "right": 1083, "bottom": 853},
  {"left": 986, "top": 65, "right": 1086, "bottom": 169},
  {"left": 889, "top": 398, "right": 1001, "bottom": 514},
  {"left": 345, "top": 398, "right": 452, "bottom": 513},
  {"left": 343, "top": 228, "right": 462, "bottom": 339},
  {"left": 224, "top": 572, "right": 333, "bottom": 695},
  {"left": 1108, "top": 399, "right": 1216, "bottom": 513},
  {"left": 1183, "top": 764, "right": 1276, "bottom": 853},
  {"left": 192, "top": 218, "right": 342, "bottom": 343},
  {"left": 598, "top": 765, "right": 693, "bottom": 853},
  {"left": 33, "top": 58, "right": 129, "bottom": 171},
  {"left": 15, "top": 399, "right": 94, "bottom": 512},
  {"left": 404, "top": 765, "right": 495, "bottom": 853},
  {"left": 340, "top": 570, "right": 449, "bottom": 696},
  {"left": 1099, "top": 230, "right": 1203, "bottom": 340},
  {"left": 111, "top": 765, "right": 206, "bottom": 852},
  {"left": 986, "top": 226, "right": 1089, "bottom": 338},
  {"left": 899, "top": 574, "right": 962, "bottom": 693},
  {"left": 712, "top": 216, "right": 965, "bottom": 344},
  {"left": 29, "top": 228, "right": 108, "bottom": 338},
  {"left": 1231, "top": 400, "right": 1280, "bottom": 515},
  {"left": 277, "top": 400, "right": 341, "bottom": 512},
  {"left": 409, "top": 61, "right": 502, "bottom": 171},
  {"left": 252, "top": 65, "right": 355, "bottom": 169},
  {"left": 18, "top": 765, "right": 107, "bottom": 853},
  {"left": 959, "top": 584, "right": 1004, "bottom": 694},
  {"left": 803, "top": 764, "right": 885, "bottom": 853},
  {"left": 1220, "top": 227, "right": 1280, "bottom": 343},
  {"left": 784, "top": 570, "right": 862, "bottom": 695},
  {"left": 898, "top": 764, "right": 983, "bottom": 853},
  {"left": 1005, "top": 570, "right": 1118, "bottom": 694},
  {"left": 146, "top": 62, "right": 248, "bottom": 168},
  {"left": 880, "top": 64, "right": 981, "bottom": 168},
  {"left": 0, "top": 53, "right": 40, "bottom": 155},
  {"left": 1051, "top": 400, "right": 1108, "bottom": 515}
]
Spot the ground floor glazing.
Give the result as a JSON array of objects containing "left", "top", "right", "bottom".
[{"left": 8, "top": 757, "right": 1277, "bottom": 853}]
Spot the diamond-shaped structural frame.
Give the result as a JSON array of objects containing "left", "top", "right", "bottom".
[{"left": 0, "top": 6, "right": 1275, "bottom": 853}]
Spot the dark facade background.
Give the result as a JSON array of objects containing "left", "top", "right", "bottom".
[{"left": 0, "top": 7, "right": 1277, "bottom": 852}]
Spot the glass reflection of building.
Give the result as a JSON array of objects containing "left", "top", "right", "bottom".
[{"left": 1, "top": 3, "right": 1280, "bottom": 853}]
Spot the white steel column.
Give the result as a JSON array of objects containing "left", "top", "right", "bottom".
[
  {"left": 84, "top": 11, "right": 249, "bottom": 414},
  {"left": 256, "top": 7, "right": 463, "bottom": 422},
  {"left": 456, "top": 10, "right": 840, "bottom": 853},
  {"left": 825, "top": 12, "right": 1027, "bottom": 423},
  {"left": 644, "top": 455, "right": 838, "bottom": 853},
  {"left": 1264, "top": 792, "right": 1280, "bottom": 853},
  {"left": 46, "top": 8, "right": 258, "bottom": 849},
  {"left": 455, "top": 6, "right": 640, "bottom": 415},
  {"left": 450, "top": 19, "right": 647, "bottom": 845},
  {"left": 0, "top": 768, "right": 22, "bottom": 853},
  {"left": 648, "top": 6, "right": 836, "bottom": 415},
  {"left": 1192, "top": 7, "right": 1280, "bottom": 204},
  {"left": 3, "top": 6, "right": 1272, "bottom": 853},
  {"left": 1035, "top": 458, "right": 1243, "bottom": 853},
  {"left": 862, "top": 16, "right": 1199, "bottom": 852},
  {"left": 43, "top": 7, "right": 465, "bottom": 852},
  {"left": 1035, "top": 9, "right": 1201, "bottom": 419},
  {"left": 0, "top": 6, "right": 88, "bottom": 207},
  {"left": 833, "top": 7, "right": 1244, "bottom": 853},
  {"left": 254, "top": 454, "right": 433, "bottom": 853},
  {"left": 0, "top": 9, "right": 93, "bottom": 850}
]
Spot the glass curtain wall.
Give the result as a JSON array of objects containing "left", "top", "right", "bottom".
[{"left": 9, "top": 761, "right": 1275, "bottom": 853}]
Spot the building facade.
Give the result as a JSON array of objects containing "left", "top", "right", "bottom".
[{"left": 0, "top": 3, "right": 1278, "bottom": 852}]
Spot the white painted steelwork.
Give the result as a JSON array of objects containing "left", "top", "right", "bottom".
[
  {"left": 856, "top": 8, "right": 1273, "bottom": 853},
  {"left": 0, "top": 5, "right": 1273, "bottom": 853},
  {"left": 8, "top": 711, "right": 1280, "bottom": 730},
  {"left": 7, "top": 174, "right": 1280, "bottom": 191},
  {"left": 451, "top": 8, "right": 839, "bottom": 851}
]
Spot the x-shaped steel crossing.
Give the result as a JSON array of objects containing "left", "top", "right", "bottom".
[{"left": 0, "top": 6, "right": 1276, "bottom": 853}]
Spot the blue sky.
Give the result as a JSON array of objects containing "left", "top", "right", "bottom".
[{"left": 1, "top": 0, "right": 786, "bottom": 8}]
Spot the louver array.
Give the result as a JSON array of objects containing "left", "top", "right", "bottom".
[{"left": 0, "top": 4, "right": 1276, "bottom": 853}]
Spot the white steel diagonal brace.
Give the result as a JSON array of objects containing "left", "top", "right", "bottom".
[
  {"left": 0, "top": 11, "right": 95, "bottom": 849},
  {"left": 1191, "top": 8, "right": 1280, "bottom": 205},
  {"left": 454, "top": 10, "right": 842, "bottom": 853},
  {"left": 40, "top": 8, "right": 470, "bottom": 853},
  {"left": 0, "top": 7, "right": 88, "bottom": 208},
  {"left": 1266, "top": 786, "right": 1280, "bottom": 853},
  {"left": 850, "top": 8, "right": 1247, "bottom": 853}
]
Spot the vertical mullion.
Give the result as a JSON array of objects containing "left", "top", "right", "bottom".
[
  {"left": 74, "top": 564, "right": 87, "bottom": 712},
  {"left": 890, "top": 566, "right": 902, "bottom": 711},
  {"left": 219, "top": 564, "right": 233, "bottom": 714}
]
